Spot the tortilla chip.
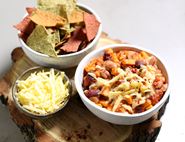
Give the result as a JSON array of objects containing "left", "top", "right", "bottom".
[
  {"left": 55, "top": 40, "right": 66, "bottom": 48},
  {"left": 78, "top": 40, "right": 88, "bottom": 50},
  {"left": 37, "top": 0, "right": 76, "bottom": 17},
  {"left": 14, "top": 16, "right": 35, "bottom": 36},
  {"left": 37, "top": 4, "right": 62, "bottom": 17},
  {"left": 47, "top": 28, "right": 60, "bottom": 46},
  {"left": 59, "top": 24, "right": 74, "bottom": 38},
  {"left": 30, "top": 9, "right": 66, "bottom": 27},
  {"left": 37, "top": 0, "right": 62, "bottom": 7},
  {"left": 14, "top": 8, "right": 36, "bottom": 42},
  {"left": 56, "top": 32, "right": 69, "bottom": 48},
  {"left": 27, "top": 25, "right": 57, "bottom": 57},
  {"left": 51, "top": 4, "right": 76, "bottom": 23},
  {"left": 18, "top": 32, "right": 28, "bottom": 42},
  {"left": 68, "top": 9, "right": 84, "bottom": 23},
  {"left": 37, "top": 0, "right": 77, "bottom": 37},
  {"left": 54, "top": 24, "right": 75, "bottom": 48},
  {"left": 37, "top": 0, "right": 64, "bottom": 18},
  {"left": 84, "top": 12, "right": 100, "bottom": 41},
  {"left": 37, "top": 0, "right": 76, "bottom": 7},
  {"left": 58, "top": 4, "right": 68, "bottom": 20},
  {"left": 60, "top": 27, "right": 86, "bottom": 52},
  {"left": 26, "top": 7, "right": 37, "bottom": 15},
  {"left": 14, "top": 7, "right": 36, "bottom": 34}
]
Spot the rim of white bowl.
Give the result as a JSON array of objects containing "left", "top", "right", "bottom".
[
  {"left": 19, "top": 3, "right": 102, "bottom": 58},
  {"left": 75, "top": 44, "right": 171, "bottom": 118}
]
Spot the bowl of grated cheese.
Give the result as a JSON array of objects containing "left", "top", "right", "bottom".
[{"left": 12, "top": 66, "right": 72, "bottom": 119}]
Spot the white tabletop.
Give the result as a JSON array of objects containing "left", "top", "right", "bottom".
[{"left": 0, "top": 0, "right": 185, "bottom": 141}]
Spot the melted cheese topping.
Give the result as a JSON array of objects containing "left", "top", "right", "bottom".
[
  {"left": 83, "top": 49, "right": 167, "bottom": 114},
  {"left": 89, "top": 65, "right": 156, "bottom": 113}
]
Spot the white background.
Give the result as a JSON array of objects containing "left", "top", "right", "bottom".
[{"left": 0, "top": 0, "right": 185, "bottom": 141}]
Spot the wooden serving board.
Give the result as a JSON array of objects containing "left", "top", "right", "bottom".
[{"left": 0, "top": 33, "right": 169, "bottom": 142}]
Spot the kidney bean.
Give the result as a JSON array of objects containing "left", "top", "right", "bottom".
[
  {"left": 100, "top": 69, "right": 111, "bottom": 79},
  {"left": 84, "top": 89, "right": 100, "bottom": 98},
  {"left": 103, "top": 48, "right": 114, "bottom": 60},
  {"left": 104, "top": 60, "right": 117, "bottom": 71},
  {"left": 135, "top": 60, "right": 146, "bottom": 68},
  {"left": 103, "top": 53, "right": 111, "bottom": 60},
  {"left": 83, "top": 74, "right": 96, "bottom": 88},
  {"left": 134, "top": 105, "right": 144, "bottom": 113}
]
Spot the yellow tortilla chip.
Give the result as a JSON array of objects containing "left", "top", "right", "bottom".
[
  {"left": 30, "top": 9, "right": 66, "bottom": 27},
  {"left": 68, "top": 9, "right": 84, "bottom": 23}
]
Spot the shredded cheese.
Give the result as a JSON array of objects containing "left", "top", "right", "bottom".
[{"left": 16, "top": 69, "right": 69, "bottom": 114}]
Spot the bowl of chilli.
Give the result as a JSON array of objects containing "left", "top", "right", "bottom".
[
  {"left": 14, "top": 2, "right": 102, "bottom": 69},
  {"left": 12, "top": 66, "right": 72, "bottom": 119},
  {"left": 75, "top": 44, "right": 170, "bottom": 125}
]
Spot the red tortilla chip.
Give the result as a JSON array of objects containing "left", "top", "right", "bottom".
[
  {"left": 60, "top": 27, "right": 86, "bottom": 52},
  {"left": 26, "top": 7, "right": 37, "bottom": 15},
  {"left": 84, "top": 12, "right": 100, "bottom": 41},
  {"left": 18, "top": 32, "right": 28, "bottom": 42},
  {"left": 79, "top": 40, "right": 88, "bottom": 50},
  {"left": 14, "top": 8, "right": 36, "bottom": 39},
  {"left": 14, "top": 16, "right": 35, "bottom": 36}
]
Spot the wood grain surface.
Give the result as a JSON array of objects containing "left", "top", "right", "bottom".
[{"left": 0, "top": 33, "right": 169, "bottom": 142}]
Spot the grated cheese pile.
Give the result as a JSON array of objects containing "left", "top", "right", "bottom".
[{"left": 16, "top": 69, "right": 69, "bottom": 114}]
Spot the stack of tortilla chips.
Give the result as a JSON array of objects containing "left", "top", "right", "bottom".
[{"left": 14, "top": 0, "right": 100, "bottom": 57}]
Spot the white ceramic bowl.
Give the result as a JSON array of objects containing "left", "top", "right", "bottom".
[
  {"left": 19, "top": 3, "right": 102, "bottom": 69},
  {"left": 75, "top": 44, "right": 170, "bottom": 125}
]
